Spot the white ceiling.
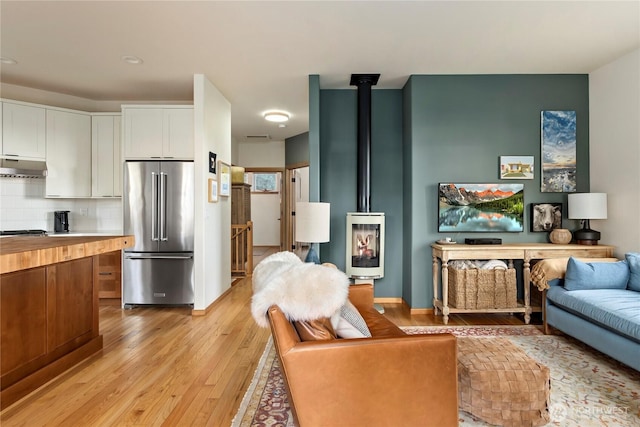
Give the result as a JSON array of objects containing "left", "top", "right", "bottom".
[{"left": 1, "top": 1, "right": 638, "bottom": 142}]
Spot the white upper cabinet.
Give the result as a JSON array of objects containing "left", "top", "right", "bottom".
[
  {"left": 92, "top": 114, "right": 122, "bottom": 197},
  {"left": 123, "top": 106, "right": 193, "bottom": 160},
  {"left": 45, "top": 109, "right": 91, "bottom": 198},
  {"left": 163, "top": 108, "right": 194, "bottom": 159},
  {"left": 2, "top": 101, "right": 46, "bottom": 160},
  {"left": 123, "top": 108, "right": 163, "bottom": 158}
]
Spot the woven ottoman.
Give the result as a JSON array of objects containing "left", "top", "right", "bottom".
[{"left": 457, "top": 337, "right": 550, "bottom": 427}]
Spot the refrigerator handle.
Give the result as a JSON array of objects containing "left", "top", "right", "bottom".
[
  {"left": 125, "top": 255, "right": 193, "bottom": 260},
  {"left": 160, "top": 172, "right": 168, "bottom": 241},
  {"left": 151, "top": 172, "right": 159, "bottom": 241}
]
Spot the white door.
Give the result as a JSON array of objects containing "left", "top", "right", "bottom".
[
  {"left": 250, "top": 171, "right": 282, "bottom": 246},
  {"left": 291, "top": 166, "right": 309, "bottom": 258}
]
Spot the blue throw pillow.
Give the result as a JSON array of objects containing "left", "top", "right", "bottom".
[
  {"left": 626, "top": 252, "right": 640, "bottom": 292},
  {"left": 564, "top": 257, "right": 629, "bottom": 291}
]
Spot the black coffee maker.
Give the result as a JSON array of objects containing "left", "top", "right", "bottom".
[{"left": 54, "top": 211, "right": 70, "bottom": 233}]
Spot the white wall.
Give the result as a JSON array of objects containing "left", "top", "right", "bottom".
[
  {"left": 589, "top": 48, "right": 640, "bottom": 257},
  {"left": 193, "top": 74, "right": 232, "bottom": 310},
  {"left": 237, "top": 140, "right": 285, "bottom": 167},
  {"left": 0, "top": 178, "right": 122, "bottom": 232}
]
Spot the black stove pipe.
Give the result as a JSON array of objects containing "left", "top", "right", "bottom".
[{"left": 350, "top": 74, "right": 380, "bottom": 213}]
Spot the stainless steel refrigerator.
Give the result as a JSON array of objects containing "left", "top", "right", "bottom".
[{"left": 123, "top": 161, "right": 194, "bottom": 307}]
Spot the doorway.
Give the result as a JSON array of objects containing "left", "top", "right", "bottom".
[
  {"left": 244, "top": 167, "right": 285, "bottom": 251},
  {"left": 285, "top": 163, "right": 309, "bottom": 258}
]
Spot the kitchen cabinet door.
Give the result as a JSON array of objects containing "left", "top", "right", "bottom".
[
  {"left": 1, "top": 267, "right": 47, "bottom": 376},
  {"left": 113, "top": 116, "right": 122, "bottom": 196},
  {"left": 122, "top": 106, "right": 193, "bottom": 160},
  {"left": 97, "top": 251, "right": 122, "bottom": 299},
  {"left": 2, "top": 102, "right": 46, "bottom": 160},
  {"left": 46, "top": 109, "right": 91, "bottom": 198},
  {"left": 122, "top": 108, "right": 163, "bottom": 159},
  {"left": 92, "top": 114, "right": 122, "bottom": 197},
  {"left": 163, "top": 108, "right": 194, "bottom": 159}
]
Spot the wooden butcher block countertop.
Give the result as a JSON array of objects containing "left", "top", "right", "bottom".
[{"left": 0, "top": 235, "right": 134, "bottom": 274}]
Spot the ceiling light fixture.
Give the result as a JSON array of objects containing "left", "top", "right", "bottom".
[
  {"left": 0, "top": 57, "right": 17, "bottom": 65},
  {"left": 121, "top": 55, "right": 143, "bottom": 65},
  {"left": 264, "top": 112, "right": 289, "bottom": 123}
]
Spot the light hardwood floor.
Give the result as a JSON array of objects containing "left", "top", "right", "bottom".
[{"left": 0, "top": 247, "right": 532, "bottom": 426}]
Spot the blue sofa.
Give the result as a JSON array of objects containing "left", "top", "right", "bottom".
[{"left": 541, "top": 254, "right": 640, "bottom": 371}]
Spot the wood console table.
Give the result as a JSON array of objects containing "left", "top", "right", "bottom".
[{"left": 431, "top": 243, "right": 614, "bottom": 325}]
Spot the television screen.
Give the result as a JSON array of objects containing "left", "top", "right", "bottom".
[{"left": 438, "top": 183, "right": 524, "bottom": 232}]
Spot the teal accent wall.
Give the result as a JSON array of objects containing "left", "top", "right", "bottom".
[
  {"left": 309, "top": 75, "right": 321, "bottom": 202},
  {"left": 402, "top": 78, "right": 414, "bottom": 304},
  {"left": 285, "top": 132, "right": 309, "bottom": 166},
  {"left": 320, "top": 89, "right": 404, "bottom": 297},
  {"left": 404, "top": 74, "right": 589, "bottom": 308},
  {"left": 316, "top": 74, "right": 589, "bottom": 308}
]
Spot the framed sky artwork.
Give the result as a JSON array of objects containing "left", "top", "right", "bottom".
[{"left": 541, "top": 110, "right": 576, "bottom": 193}]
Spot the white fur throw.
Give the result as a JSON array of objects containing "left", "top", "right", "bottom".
[{"left": 251, "top": 251, "right": 350, "bottom": 328}]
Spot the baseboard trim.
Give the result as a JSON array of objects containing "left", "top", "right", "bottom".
[
  {"left": 373, "top": 297, "right": 435, "bottom": 316},
  {"left": 373, "top": 297, "right": 403, "bottom": 304},
  {"left": 409, "top": 307, "right": 434, "bottom": 315},
  {"left": 191, "top": 284, "right": 235, "bottom": 316}
]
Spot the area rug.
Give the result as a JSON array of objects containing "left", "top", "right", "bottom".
[{"left": 232, "top": 326, "right": 640, "bottom": 427}]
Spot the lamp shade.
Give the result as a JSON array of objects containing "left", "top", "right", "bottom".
[
  {"left": 295, "top": 202, "right": 330, "bottom": 243},
  {"left": 568, "top": 193, "right": 607, "bottom": 220}
]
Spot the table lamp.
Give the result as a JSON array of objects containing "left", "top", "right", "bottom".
[
  {"left": 295, "top": 202, "right": 330, "bottom": 263},
  {"left": 568, "top": 193, "right": 607, "bottom": 245}
]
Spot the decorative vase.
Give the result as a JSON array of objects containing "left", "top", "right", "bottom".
[{"left": 549, "top": 228, "right": 572, "bottom": 244}]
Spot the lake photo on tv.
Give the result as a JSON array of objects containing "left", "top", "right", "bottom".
[{"left": 438, "top": 183, "right": 524, "bottom": 232}]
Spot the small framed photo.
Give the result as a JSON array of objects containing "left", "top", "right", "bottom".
[
  {"left": 500, "top": 156, "right": 534, "bottom": 180},
  {"left": 530, "top": 203, "right": 562, "bottom": 232},
  {"left": 218, "top": 160, "right": 231, "bottom": 197},
  {"left": 208, "top": 178, "right": 218, "bottom": 203},
  {"left": 209, "top": 152, "right": 217, "bottom": 174}
]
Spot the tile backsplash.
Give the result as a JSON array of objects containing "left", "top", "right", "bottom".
[{"left": 0, "top": 178, "right": 122, "bottom": 232}]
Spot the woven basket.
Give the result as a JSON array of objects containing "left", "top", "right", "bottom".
[
  {"left": 458, "top": 337, "right": 551, "bottom": 427},
  {"left": 448, "top": 267, "right": 517, "bottom": 309}
]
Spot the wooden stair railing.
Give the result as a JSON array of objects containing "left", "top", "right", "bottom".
[{"left": 231, "top": 221, "right": 253, "bottom": 278}]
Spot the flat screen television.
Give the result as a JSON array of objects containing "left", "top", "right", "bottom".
[{"left": 438, "top": 183, "right": 524, "bottom": 232}]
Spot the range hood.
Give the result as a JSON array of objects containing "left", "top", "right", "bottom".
[{"left": 0, "top": 158, "right": 48, "bottom": 178}]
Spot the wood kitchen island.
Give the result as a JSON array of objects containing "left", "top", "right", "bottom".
[{"left": 0, "top": 235, "right": 134, "bottom": 408}]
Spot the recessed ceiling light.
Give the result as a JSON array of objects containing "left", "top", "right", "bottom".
[
  {"left": 0, "top": 57, "right": 17, "bottom": 65},
  {"left": 264, "top": 112, "right": 290, "bottom": 123},
  {"left": 121, "top": 55, "right": 143, "bottom": 65}
]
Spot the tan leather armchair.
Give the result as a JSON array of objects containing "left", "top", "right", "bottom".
[{"left": 267, "top": 283, "right": 459, "bottom": 427}]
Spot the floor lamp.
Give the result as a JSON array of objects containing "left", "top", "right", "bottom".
[
  {"left": 295, "top": 202, "right": 330, "bottom": 264},
  {"left": 568, "top": 193, "right": 607, "bottom": 245}
]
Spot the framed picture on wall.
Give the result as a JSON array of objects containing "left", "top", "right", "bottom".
[
  {"left": 209, "top": 152, "right": 217, "bottom": 174},
  {"left": 438, "top": 183, "right": 524, "bottom": 232},
  {"left": 218, "top": 160, "right": 231, "bottom": 197},
  {"left": 530, "top": 203, "right": 562, "bottom": 232},
  {"left": 541, "top": 111, "right": 576, "bottom": 192},
  {"left": 500, "top": 156, "right": 534, "bottom": 180},
  {"left": 208, "top": 178, "right": 218, "bottom": 203}
]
